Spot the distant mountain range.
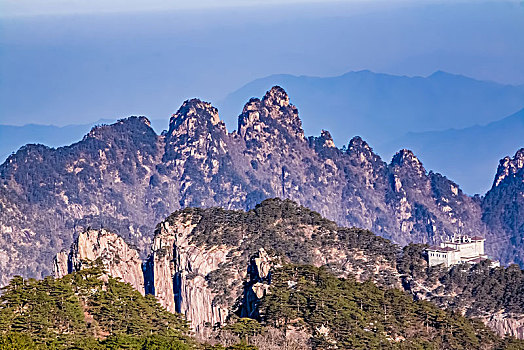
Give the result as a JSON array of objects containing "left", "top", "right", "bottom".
[
  {"left": 218, "top": 70, "right": 524, "bottom": 193},
  {"left": 1, "top": 86, "right": 523, "bottom": 288}
]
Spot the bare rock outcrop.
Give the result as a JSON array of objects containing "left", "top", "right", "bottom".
[
  {"left": 483, "top": 148, "right": 524, "bottom": 266},
  {"left": 144, "top": 199, "right": 401, "bottom": 333},
  {"left": 53, "top": 228, "right": 144, "bottom": 294},
  {"left": 51, "top": 200, "right": 524, "bottom": 340},
  {"left": 493, "top": 149, "right": 524, "bottom": 187},
  {"left": 484, "top": 313, "right": 524, "bottom": 339},
  {"left": 241, "top": 248, "right": 273, "bottom": 319}
]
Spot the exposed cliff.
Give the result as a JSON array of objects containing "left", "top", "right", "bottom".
[
  {"left": 54, "top": 228, "right": 144, "bottom": 294},
  {"left": 484, "top": 314, "right": 524, "bottom": 340},
  {"left": 240, "top": 248, "right": 272, "bottom": 320},
  {"left": 483, "top": 148, "right": 524, "bottom": 266},
  {"left": 149, "top": 218, "right": 237, "bottom": 334},
  {"left": 1, "top": 86, "right": 508, "bottom": 286},
  {"left": 156, "top": 200, "right": 524, "bottom": 339}
]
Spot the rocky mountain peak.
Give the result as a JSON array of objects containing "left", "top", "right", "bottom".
[
  {"left": 86, "top": 116, "right": 152, "bottom": 140},
  {"left": 309, "top": 130, "right": 336, "bottom": 150},
  {"left": 347, "top": 136, "right": 375, "bottom": 158},
  {"left": 238, "top": 86, "right": 304, "bottom": 142},
  {"left": 168, "top": 98, "right": 225, "bottom": 137},
  {"left": 347, "top": 136, "right": 368, "bottom": 151},
  {"left": 493, "top": 148, "right": 524, "bottom": 187},
  {"left": 241, "top": 97, "right": 262, "bottom": 114},
  {"left": 262, "top": 85, "right": 289, "bottom": 108},
  {"left": 3, "top": 82, "right": 523, "bottom": 297},
  {"left": 391, "top": 149, "right": 425, "bottom": 175},
  {"left": 319, "top": 130, "right": 335, "bottom": 148}
]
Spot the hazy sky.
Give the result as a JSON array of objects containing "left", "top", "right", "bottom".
[
  {"left": 0, "top": 0, "right": 336, "bottom": 17},
  {"left": 0, "top": 0, "right": 523, "bottom": 127}
]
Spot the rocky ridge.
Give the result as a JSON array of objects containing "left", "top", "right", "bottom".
[
  {"left": 0, "top": 86, "right": 522, "bottom": 286},
  {"left": 148, "top": 199, "right": 400, "bottom": 332},
  {"left": 56, "top": 199, "right": 400, "bottom": 332}
]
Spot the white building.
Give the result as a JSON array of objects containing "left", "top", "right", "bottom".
[{"left": 426, "top": 234, "right": 499, "bottom": 268}]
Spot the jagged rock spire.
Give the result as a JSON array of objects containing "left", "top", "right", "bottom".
[
  {"left": 238, "top": 86, "right": 305, "bottom": 141},
  {"left": 262, "top": 85, "right": 290, "bottom": 108},
  {"left": 168, "top": 98, "right": 225, "bottom": 137},
  {"left": 391, "top": 149, "right": 426, "bottom": 176},
  {"left": 54, "top": 229, "right": 145, "bottom": 295},
  {"left": 493, "top": 148, "right": 524, "bottom": 187},
  {"left": 347, "top": 136, "right": 374, "bottom": 156},
  {"left": 319, "top": 130, "right": 335, "bottom": 148},
  {"left": 346, "top": 136, "right": 384, "bottom": 167},
  {"left": 310, "top": 130, "right": 336, "bottom": 150}
]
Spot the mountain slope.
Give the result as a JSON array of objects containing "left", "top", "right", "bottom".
[
  {"left": 0, "top": 119, "right": 168, "bottom": 164},
  {"left": 1, "top": 86, "right": 522, "bottom": 287},
  {"left": 385, "top": 108, "right": 524, "bottom": 194},
  {"left": 5, "top": 238, "right": 523, "bottom": 349},
  {"left": 261, "top": 264, "right": 508, "bottom": 350},
  {"left": 0, "top": 120, "right": 113, "bottom": 164}
]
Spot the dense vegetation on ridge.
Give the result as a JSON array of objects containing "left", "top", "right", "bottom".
[
  {"left": 0, "top": 262, "right": 195, "bottom": 349},
  {"left": 163, "top": 198, "right": 401, "bottom": 311},
  {"left": 258, "top": 265, "right": 524, "bottom": 350},
  {"left": 3, "top": 261, "right": 524, "bottom": 350},
  {"left": 6, "top": 199, "right": 524, "bottom": 349},
  {"left": 167, "top": 198, "right": 524, "bottom": 320},
  {"left": 169, "top": 198, "right": 398, "bottom": 270}
]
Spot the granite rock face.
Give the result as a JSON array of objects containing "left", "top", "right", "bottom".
[
  {"left": 148, "top": 218, "right": 237, "bottom": 333},
  {"left": 483, "top": 314, "right": 524, "bottom": 339},
  {"left": 54, "top": 228, "right": 145, "bottom": 294},
  {"left": 52, "top": 199, "right": 400, "bottom": 333},
  {"left": 241, "top": 248, "right": 272, "bottom": 320},
  {"left": 0, "top": 86, "right": 521, "bottom": 286}
]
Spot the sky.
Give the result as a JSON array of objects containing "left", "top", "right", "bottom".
[
  {"left": 0, "top": 0, "right": 523, "bottom": 127},
  {"left": 0, "top": 0, "right": 337, "bottom": 16}
]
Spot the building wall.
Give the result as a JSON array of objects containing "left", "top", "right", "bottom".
[
  {"left": 442, "top": 240, "right": 485, "bottom": 259},
  {"left": 475, "top": 240, "right": 485, "bottom": 255},
  {"left": 458, "top": 242, "right": 476, "bottom": 257},
  {"left": 428, "top": 251, "right": 452, "bottom": 267}
]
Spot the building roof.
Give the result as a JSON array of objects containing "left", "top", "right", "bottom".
[
  {"left": 426, "top": 246, "right": 457, "bottom": 253},
  {"left": 470, "top": 236, "right": 485, "bottom": 241}
]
